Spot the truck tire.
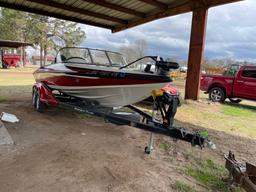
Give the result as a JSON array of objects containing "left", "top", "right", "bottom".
[
  {"left": 228, "top": 98, "right": 242, "bottom": 104},
  {"left": 209, "top": 87, "right": 226, "bottom": 102}
]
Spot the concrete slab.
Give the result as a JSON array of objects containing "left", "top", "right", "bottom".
[{"left": 0, "top": 121, "right": 14, "bottom": 145}]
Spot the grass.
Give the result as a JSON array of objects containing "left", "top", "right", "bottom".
[
  {"left": 170, "top": 78, "right": 256, "bottom": 138},
  {"left": 185, "top": 159, "right": 229, "bottom": 191},
  {"left": 174, "top": 181, "right": 197, "bottom": 192},
  {"left": 184, "top": 158, "right": 243, "bottom": 192},
  {"left": 159, "top": 142, "right": 171, "bottom": 151},
  {"left": 175, "top": 101, "right": 256, "bottom": 138},
  {"left": 0, "top": 73, "right": 35, "bottom": 86},
  {"left": 0, "top": 67, "right": 36, "bottom": 98},
  {"left": 0, "top": 97, "right": 7, "bottom": 103},
  {"left": 223, "top": 104, "right": 255, "bottom": 117}
]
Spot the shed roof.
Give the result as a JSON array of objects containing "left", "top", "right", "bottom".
[
  {"left": 0, "top": 39, "right": 33, "bottom": 48},
  {"left": 0, "top": 0, "right": 242, "bottom": 33}
]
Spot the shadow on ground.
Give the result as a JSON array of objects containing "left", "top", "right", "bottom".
[{"left": 223, "top": 101, "right": 256, "bottom": 111}]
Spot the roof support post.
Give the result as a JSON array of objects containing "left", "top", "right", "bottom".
[{"left": 185, "top": 7, "right": 208, "bottom": 100}]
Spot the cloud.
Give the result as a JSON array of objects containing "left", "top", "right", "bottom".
[{"left": 80, "top": 0, "right": 256, "bottom": 61}]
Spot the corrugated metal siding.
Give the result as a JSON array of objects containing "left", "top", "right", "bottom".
[
  {"left": 108, "top": 0, "right": 155, "bottom": 13},
  {"left": 0, "top": 0, "right": 188, "bottom": 30}
]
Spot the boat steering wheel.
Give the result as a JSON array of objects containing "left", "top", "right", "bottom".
[{"left": 65, "top": 56, "right": 89, "bottom": 63}]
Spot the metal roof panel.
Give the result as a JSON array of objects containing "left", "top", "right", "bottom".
[{"left": 0, "top": 0, "right": 243, "bottom": 32}]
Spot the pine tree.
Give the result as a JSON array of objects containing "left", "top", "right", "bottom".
[{"left": 0, "top": 8, "right": 86, "bottom": 67}]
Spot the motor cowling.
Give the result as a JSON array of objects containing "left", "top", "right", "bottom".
[{"left": 155, "top": 57, "right": 179, "bottom": 75}]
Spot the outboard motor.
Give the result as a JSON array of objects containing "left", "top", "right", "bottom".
[{"left": 155, "top": 56, "right": 179, "bottom": 75}]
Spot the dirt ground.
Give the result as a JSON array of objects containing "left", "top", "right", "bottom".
[{"left": 0, "top": 94, "right": 256, "bottom": 192}]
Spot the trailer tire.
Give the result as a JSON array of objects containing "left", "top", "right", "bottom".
[
  {"left": 209, "top": 87, "right": 226, "bottom": 102},
  {"left": 32, "top": 88, "right": 37, "bottom": 108},
  {"left": 35, "top": 90, "right": 46, "bottom": 113},
  {"left": 144, "top": 146, "right": 151, "bottom": 154}
]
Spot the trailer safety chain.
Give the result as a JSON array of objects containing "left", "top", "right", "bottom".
[{"left": 179, "top": 128, "right": 187, "bottom": 138}]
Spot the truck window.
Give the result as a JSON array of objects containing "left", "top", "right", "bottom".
[
  {"left": 241, "top": 67, "right": 256, "bottom": 79},
  {"left": 223, "top": 64, "right": 240, "bottom": 76}
]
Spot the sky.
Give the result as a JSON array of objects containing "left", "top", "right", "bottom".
[{"left": 79, "top": 0, "right": 256, "bottom": 62}]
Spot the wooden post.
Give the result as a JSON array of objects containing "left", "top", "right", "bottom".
[
  {"left": 185, "top": 8, "right": 208, "bottom": 100},
  {"left": 22, "top": 46, "right": 26, "bottom": 67}
]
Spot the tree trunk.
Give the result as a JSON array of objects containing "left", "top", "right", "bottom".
[
  {"left": 22, "top": 46, "right": 26, "bottom": 67},
  {"left": 43, "top": 45, "right": 47, "bottom": 66},
  {"left": 40, "top": 43, "right": 43, "bottom": 67},
  {"left": 20, "top": 47, "right": 24, "bottom": 68}
]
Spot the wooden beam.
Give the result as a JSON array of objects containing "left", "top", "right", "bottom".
[
  {"left": 191, "top": 0, "right": 210, "bottom": 9},
  {"left": 0, "top": 40, "right": 33, "bottom": 48},
  {"left": 112, "top": 0, "right": 242, "bottom": 33},
  {"left": 0, "top": 1, "right": 114, "bottom": 30},
  {"left": 113, "top": 2, "right": 191, "bottom": 32},
  {"left": 208, "top": 0, "right": 244, "bottom": 7},
  {"left": 185, "top": 8, "right": 208, "bottom": 100},
  {"left": 138, "top": 0, "right": 168, "bottom": 9},
  {"left": 26, "top": 0, "right": 127, "bottom": 24},
  {"left": 81, "top": 0, "right": 145, "bottom": 18}
]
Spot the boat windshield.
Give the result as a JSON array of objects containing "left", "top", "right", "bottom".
[{"left": 57, "top": 47, "right": 126, "bottom": 67}]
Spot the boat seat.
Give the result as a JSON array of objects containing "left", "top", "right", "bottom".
[
  {"left": 60, "top": 54, "right": 66, "bottom": 61},
  {"left": 144, "top": 64, "right": 153, "bottom": 73}
]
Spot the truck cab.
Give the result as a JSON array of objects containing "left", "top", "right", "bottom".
[
  {"left": 233, "top": 66, "right": 256, "bottom": 100},
  {"left": 200, "top": 65, "right": 256, "bottom": 103}
]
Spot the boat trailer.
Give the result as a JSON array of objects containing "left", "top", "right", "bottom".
[
  {"left": 33, "top": 83, "right": 215, "bottom": 154},
  {"left": 225, "top": 151, "right": 256, "bottom": 192}
]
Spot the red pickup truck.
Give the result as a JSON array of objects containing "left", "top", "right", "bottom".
[{"left": 200, "top": 65, "right": 256, "bottom": 103}]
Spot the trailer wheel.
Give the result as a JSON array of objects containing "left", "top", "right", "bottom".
[
  {"left": 144, "top": 146, "right": 151, "bottom": 154},
  {"left": 209, "top": 87, "right": 226, "bottom": 102},
  {"left": 35, "top": 90, "right": 46, "bottom": 113},
  {"left": 32, "top": 88, "right": 37, "bottom": 108}
]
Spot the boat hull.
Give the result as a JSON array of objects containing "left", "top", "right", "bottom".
[
  {"left": 48, "top": 83, "right": 168, "bottom": 107},
  {"left": 34, "top": 63, "right": 172, "bottom": 107}
]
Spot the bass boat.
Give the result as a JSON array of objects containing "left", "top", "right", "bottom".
[{"left": 33, "top": 47, "right": 179, "bottom": 107}]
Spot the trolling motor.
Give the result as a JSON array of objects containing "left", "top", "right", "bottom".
[
  {"left": 154, "top": 56, "right": 179, "bottom": 75},
  {"left": 119, "top": 55, "right": 179, "bottom": 75}
]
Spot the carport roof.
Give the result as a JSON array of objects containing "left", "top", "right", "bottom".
[
  {"left": 0, "top": 0, "right": 242, "bottom": 33},
  {"left": 0, "top": 39, "right": 33, "bottom": 48}
]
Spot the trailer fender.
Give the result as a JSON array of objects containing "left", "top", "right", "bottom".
[{"left": 33, "top": 83, "right": 58, "bottom": 107}]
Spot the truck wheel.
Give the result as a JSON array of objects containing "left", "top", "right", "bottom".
[
  {"left": 35, "top": 90, "right": 46, "bottom": 113},
  {"left": 209, "top": 87, "right": 226, "bottom": 102},
  {"left": 228, "top": 98, "right": 242, "bottom": 104}
]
